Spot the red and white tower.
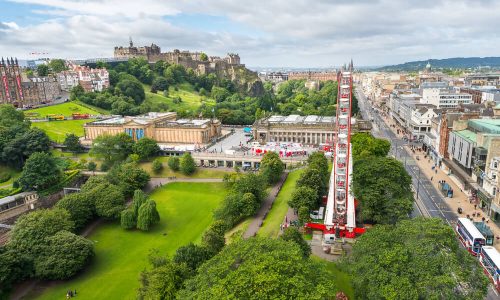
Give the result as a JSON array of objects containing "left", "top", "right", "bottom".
[{"left": 323, "top": 60, "right": 362, "bottom": 239}]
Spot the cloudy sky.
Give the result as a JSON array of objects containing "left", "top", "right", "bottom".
[{"left": 0, "top": 0, "right": 498, "bottom": 67}]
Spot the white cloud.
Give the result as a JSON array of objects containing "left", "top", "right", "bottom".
[{"left": 1, "top": 0, "right": 500, "bottom": 66}]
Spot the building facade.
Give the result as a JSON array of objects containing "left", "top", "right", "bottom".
[
  {"left": 57, "top": 63, "right": 109, "bottom": 92},
  {"left": 0, "top": 57, "right": 61, "bottom": 107},
  {"left": 252, "top": 115, "right": 371, "bottom": 145},
  {"left": 84, "top": 112, "right": 222, "bottom": 145},
  {"left": 288, "top": 71, "right": 338, "bottom": 82}
]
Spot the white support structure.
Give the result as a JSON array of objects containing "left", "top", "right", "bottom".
[{"left": 324, "top": 62, "right": 356, "bottom": 234}]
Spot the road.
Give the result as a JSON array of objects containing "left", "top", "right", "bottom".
[{"left": 355, "top": 87, "right": 499, "bottom": 300}]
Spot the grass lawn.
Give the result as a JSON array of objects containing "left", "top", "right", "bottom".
[
  {"left": 33, "top": 182, "right": 226, "bottom": 300},
  {"left": 26, "top": 102, "right": 101, "bottom": 117},
  {"left": 32, "top": 119, "right": 95, "bottom": 143},
  {"left": 0, "top": 164, "right": 21, "bottom": 188},
  {"left": 143, "top": 82, "right": 215, "bottom": 113},
  {"left": 257, "top": 169, "right": 304, "bottom": 238},
  {"left": 312, "top": 256, "right": 355, "bottom": 300},
  {"left": 140, "top": 157, "right": 230, "bottom": 179}
]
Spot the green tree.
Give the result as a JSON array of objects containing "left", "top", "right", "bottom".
[
  {"left": 288, "top": 186, "right": 317, "bottom": 211},
  {"left": 179, "top": 152, "right": 196, "bottom": 175},
  {"left": 63, "top": 133, "right": 83, "bottom": 154},
  {"left": 168, "top": 156, "right": 180, "bottom": 171},
  {"left": 280, "top": 227, "right": 311, "bottom": 258},
  {"left": 93, "top": 182, "right": 125, "bottom": 219},
  {"left": 90, "top": 133, "right": 134, "bottom": 163},
  {"left": 9, "top": 208, "right": 74, "bottom": 255},
  {"left": 298, "top": 206, "right": 310, "bottom": 224},
  {"left": 132, "top": 189, "right": 149, "bottom": 216},
  {"left": 233, "top": 173, "right": 267, "bottom": 202},
  {"left": 137, "top": 199, "right": 160, "bottom": 231},
  {"left": 151, "top": 76, "right": 169, "bottom": 92},
  {"left": 120, "top": 209, "right": 136, "bottom": 229},
  {"left": 55, "top": 193, "right": 95, "bottom": 231},
  {"left": 307, "top": 151, "right": 329, "bottom": 185},
  {"left": 69, "top": 84, "right": 85, "bottom": 101},
  {"left": 353, "top": 157, "right": 413, "bottom": 224},
  {"left": 0, "top": 248, "right": 32, "bottom": 298},
  {"left": 18, "top": 152, "right": 62, "bottom": 191},
  {"left": 201, "top": 220, "right": 226, "bottom": 255},
  {"left": 173, "top": 243, "right": 210, "bottom": 272},
  {"left": 115, "top": 79, "right": 146, "bottom": 105},
  {"left": 211, "top": 86, "right": 230, "bottom": 103},
  {"left": 0, "top": 104, "right": 27, "bottom": 129},
  {"left": 351, "top": 133, "right": 391, "bottom": 161},
  {"left": 133, "top": 137, "right": 160, "bottom": 160},
  {"left": 178, "top": 238, "right": 338, "bottom": 299},
  {"left": 48, "top": 59, "right": 67, "bottom": 73},
  {"left": 260, "top": 151, "right": 285, "bottom": 184},
  {"left": 199, "top": 52, "right": 208, "bottom": 61},
  {"left": 36, "top": 64, "right": 49, "bottom": 76},
  {"left": 106, "top": 162, "right": 150, "bottom": 197},
  {"left": 138, "top": 252, "right": 190, "bottom": 300},
  {"left": 296, "top": 167, "right": 325, "bottom": 199},
  {"left": 87, "top": 161, "right": 97, "bottom": 173},
  {"left": 152, "top": 158, "right": 163, "bottom": 174},
  {"left": 34, "top": 230, "right": 94, "bottom": 280},
  {"left": 348, "top": 218, "right": 489, "bottom": 300}
]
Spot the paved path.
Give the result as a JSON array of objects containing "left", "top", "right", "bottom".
[{"left": 243, "top": 173, "right": 288, "bottom": 238}]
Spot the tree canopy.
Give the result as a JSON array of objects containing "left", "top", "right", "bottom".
[
  {"left": 179, "top": 152, "right": 196, "bottom": 175},
  {"left": 260, "top": 151, "right": 285, "bottom": 184},
  {"left": 353, "top": 156, "right": 413, "bottom": 224},
  {"left": 351, "top": 133, "right": 391, "bottom": 160},
  {"left": 90, "top": 133, "right": 134, "bottom": 163},
  {"left": 178, "top": 238, "right": 339, "bottom": 299},
  {"left": 18, "top": 152, "right": 62, "bottom": 191},
  {"left": 133, "top": 137, "right": 160, "bottom": 160},
  {"left": 136, "top": 199, "right": 160, "bottom": 231},
  {"left": 348, "top": 218, "right": 489, "bottom": 300}
]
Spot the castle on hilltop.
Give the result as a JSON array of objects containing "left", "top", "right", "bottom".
[{"left": 113, "top": 38, "right": 244, "bottom": 76}]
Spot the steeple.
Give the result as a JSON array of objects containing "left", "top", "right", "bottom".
[{"left": 129, "top": 36, "right": 133, "bottom": 47}]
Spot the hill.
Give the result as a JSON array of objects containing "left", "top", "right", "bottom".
[{"left": 378, "top": 57, "right": 500, "bottom": 71}]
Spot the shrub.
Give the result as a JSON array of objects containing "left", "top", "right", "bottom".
[
  {"left": 152, "top": 159, "right": 163, "bottom": 174},
  {"left": 0, "top": 172, "right": 11, "bottom": 183},
  {"left": 168, "top": 157, "right": 180, "bottom": 171}
]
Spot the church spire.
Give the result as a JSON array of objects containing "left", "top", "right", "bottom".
[{"left": 129, "top": 36, "right": 133, "bottom": 47}]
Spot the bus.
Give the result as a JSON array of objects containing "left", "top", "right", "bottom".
[
  {"left": 46, "top": 114, "right": 65, "bottom": 121},
  {"left": 72, "top": 113, "right": 90, "bottom": 120},
  {"left": 456, "top": 217, "right": 486, "bottom": 256},
  {"left": 479, "top": 246, "right": 500, "bottom": 292}
]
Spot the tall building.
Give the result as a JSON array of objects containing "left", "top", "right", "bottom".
[{"left": 0, "top": 57, "right": 61, "bottom": 107}]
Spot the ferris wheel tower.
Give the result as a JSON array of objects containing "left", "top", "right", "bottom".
[{"left": 323, "top": 60, "right": 362, "bottom": 239}]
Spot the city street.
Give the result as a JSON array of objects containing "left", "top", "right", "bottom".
[{"left": 356, "top": 88, "right": 499, "bottom": 299}]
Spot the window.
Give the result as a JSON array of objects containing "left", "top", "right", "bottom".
[
  {"left": 493, "top": 187, "right": 497, "bottom": 196},
  {"left": 494, "top": 161, "right": 498, "bottom": 169}
]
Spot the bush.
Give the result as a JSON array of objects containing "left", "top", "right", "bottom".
[
  {"left": 152, "top": 159, "right": 163, "bottom": 174},
  {"left": 168, "top": 157, "right": 180, "bottom": 171}
]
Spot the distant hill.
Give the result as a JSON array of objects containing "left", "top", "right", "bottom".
[{"left": 378, "top": 57, "right": 500, "bottom": 71}]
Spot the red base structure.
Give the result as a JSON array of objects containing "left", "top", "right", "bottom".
[{"left": 304, "top": 223, "right": 366, "bottom": 238}]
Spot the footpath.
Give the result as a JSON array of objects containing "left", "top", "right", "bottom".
[
  {"left": 243, "top": 173, "right": 288, "bottom": 238},
  {"left": 382, "top": 115, "right": 500, "bottom": 251}
]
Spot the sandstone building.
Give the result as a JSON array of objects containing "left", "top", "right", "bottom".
[
  {"left": 83, "top": 112, "right": 222, "bottom": 145},
  {"left": 57, "top": 62, "right": 109, "bottom": 92},
  {"left": 0, "top": 57, "right": 61, "bottom": 107}
]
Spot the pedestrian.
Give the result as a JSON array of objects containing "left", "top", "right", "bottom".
[
  {"left": 474, "top": 204, "right": 477, "bottom": 210},
  {"left": 74, "top": 289, "right": 77, "bottom": 296}
]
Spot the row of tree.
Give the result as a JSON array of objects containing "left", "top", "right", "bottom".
[{"left": 288, "top": 151, "right": 330, "bottom": 223}]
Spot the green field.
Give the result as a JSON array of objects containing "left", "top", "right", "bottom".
[
  {"left": 32, "top": 119, "right": 94, "bottom": 143},
  {"left": 312, "top": 257, "right": 355, "bottom": 299},
  {"left": 26, "top": 102, "right": 102, "bottom": 118},
  {"left": 257, "top": 169, "right": 303, "bottom": 238},
  {"left": 140, "top": 157, "right": 229, "bottom": 179},
  {"left": 144, "top": 83, "right": 215, "bottom": 113},
  {"left": 34, "top": 182, "right": 226, "bottom": 300}
]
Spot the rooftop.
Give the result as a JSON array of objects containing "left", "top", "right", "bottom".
[
  {"left": 0, "top": 192, "right": 35, "bottom": 206},
  {"left": 88, "top": 112, "right": 176, "bottom": 126},
  {"left": 455, "top": 129, "right": 477, "bottom": 143},
  {"left": 265, "top": 115, "right": 335, "bottom": 125},
  {"left": 468, "top": 119, "right": 500, "bottom": 135}
]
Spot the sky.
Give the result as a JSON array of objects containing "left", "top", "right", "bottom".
[{"left": 0, "top": 0, "right": 499, "bottom": 67}]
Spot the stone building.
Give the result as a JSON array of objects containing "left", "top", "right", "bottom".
[
  {"left": 252, "top": 115, "right": 371, "bottom": 145},
  {"left": 57, "top": 62, "right": 109, "bottom": 92},
  {"left": 83, "top": 112, "right": 222, "bottom": 145},
  {"left": 113, "top": 38, "right": 161, "bottom": 59},
  {"left": 0, "top": 57, "right": 61, "bottom": 107},
  {"left": 288, "top": 71, "right": 338, "bottom": 81}
]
